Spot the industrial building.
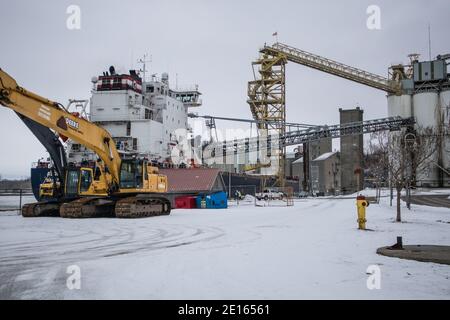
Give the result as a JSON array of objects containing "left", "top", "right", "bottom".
[
  {"left": 291, "top": 151, "right": 340, "bottom": 195},
  {"left": 310, "top": 152, "right": 340, "bottom": 195},
  {"left": 169, "top": 42, "right": 449, "bottom": 195},
  {"left": 244, "top": 42, "right": 450, "bottom": 190},
  {"left": 339, "top": 107, "right": 364, "bottom": 194},
  {"left": 388, "top": 54, "right": 450, "bottom": 187}
]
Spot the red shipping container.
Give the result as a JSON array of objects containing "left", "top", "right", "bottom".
[{"left": 175, "top": 196, "right": 197, "bottom": 209}]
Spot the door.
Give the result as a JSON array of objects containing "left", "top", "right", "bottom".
[
  {"left": 79, "top": 168, "right": 93, "bottom": 194},
  {"left": 65, "top": 169, "right": 79, "bottom": 197}
]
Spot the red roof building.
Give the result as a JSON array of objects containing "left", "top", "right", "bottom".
[{"left": 159, "top": 168, "right": 226, "bottom": 206}]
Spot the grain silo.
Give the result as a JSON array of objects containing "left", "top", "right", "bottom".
[{"left": 387, "top": 54, "right": 450, "bottom": 187}]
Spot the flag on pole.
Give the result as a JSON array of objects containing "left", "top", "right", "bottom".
[{"left": 272, "top": 31, "right": 279, "bottom": 43}]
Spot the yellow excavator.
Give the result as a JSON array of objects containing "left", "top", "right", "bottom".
[{"left": 0, "top": 68, "right": 171, "bottom": 218}]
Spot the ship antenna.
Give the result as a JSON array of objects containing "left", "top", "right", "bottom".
[
  {"left": 137, "top": 53, "right": 152, "bottom": 82},
  {"left": 428, "top": 23, "right": 432, "bottom": 60}
]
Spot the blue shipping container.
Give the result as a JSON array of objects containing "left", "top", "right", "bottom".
[{"left": 196, "top": 192, "right": 228, "bottom": 209}]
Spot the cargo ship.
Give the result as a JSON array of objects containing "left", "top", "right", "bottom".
[{"left": 31, "top": 65, "right": 202, "bottom": 200}]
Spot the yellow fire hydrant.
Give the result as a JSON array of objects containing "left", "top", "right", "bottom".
[{"left": 356, "top": 195, "right": 369, "bottom": 230}]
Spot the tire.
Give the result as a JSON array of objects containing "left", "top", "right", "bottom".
[{"left": 264, "top": 195, "right": 269, "bottom": 201}]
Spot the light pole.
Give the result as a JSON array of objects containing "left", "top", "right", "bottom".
[{"left": 404, "top": 132, "right": 416, "bottom": 210}]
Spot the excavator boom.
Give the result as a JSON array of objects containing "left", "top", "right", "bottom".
[{"left": 0, "top": 68, "right": 121, "bottom": 187}]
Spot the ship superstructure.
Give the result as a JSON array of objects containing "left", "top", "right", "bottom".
[{"left": 67, "top": 66, "right": 201, "bottom": 166}]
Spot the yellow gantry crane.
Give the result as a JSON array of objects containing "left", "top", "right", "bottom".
[
  {"left": 247, "top": 42, "right": 402, "bottom": 187},
  {"left": 0, "top": 68, "right": 170, "bottom": 218}
]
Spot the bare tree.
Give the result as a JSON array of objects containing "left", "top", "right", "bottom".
[
  {"left": 366, "top": 136, "right": 389, "bottom": 185},
  {"left": 368, "top": 127, "right": 438, "bottom": 222}
]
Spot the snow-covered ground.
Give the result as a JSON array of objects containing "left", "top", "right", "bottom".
[{"left": 0, "top": 192, "right": 449, "bottom": 299}]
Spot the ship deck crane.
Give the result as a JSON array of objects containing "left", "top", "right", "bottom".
[{"left": 0, "top": 68, "right": 170, "bottom": 218}]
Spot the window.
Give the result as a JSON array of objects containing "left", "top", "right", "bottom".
[
  {"left": 119, "top": 162, "right": 135, "bottom": 188},
  {"left": 136, "top": 162, "right": 143, "bottom": 188},
  {"left": 119, "top": 160, "right": 143, "bottom": 189},
  {"left": 66, "top": 170, "right": 79, "bottom": 195},
  {"left": 126, "top": 122, "right": 131, "bottom": 136},
  {"left": 143, "top": 164, "right": 148, "bottom": 181},
  {"left": 94, "top": 166, "right": 101, "bottom": 181},
  {"left": 145, "top": 108, "right": 151, "bottom": 119},
  {"left": 80, "top": 170, "right": 92, "bottom": 192}
]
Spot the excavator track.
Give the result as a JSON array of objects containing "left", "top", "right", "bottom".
[
  {"left": 115, "top": 196, "right": 171, "bottom": 218},
  {"left": 60, "top": 197, "right": 115, "bottom": 218},
  {"left": 22, "top": 201, "right": 61, "bottom": 217}
]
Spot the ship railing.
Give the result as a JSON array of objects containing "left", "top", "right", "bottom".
[{"left": 92, "top": 114, "right": 156, "bottom": 122}]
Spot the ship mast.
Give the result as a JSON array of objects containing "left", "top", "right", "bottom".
[{"left": 137, "top": 53, "right": 152, "bottom": 82}]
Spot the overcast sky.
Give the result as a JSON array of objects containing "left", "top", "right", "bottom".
[{"left": 1, "top": 0, "right": 449, "bottom": 178}]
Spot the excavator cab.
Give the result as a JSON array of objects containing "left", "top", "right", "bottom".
[
  {"left": 119, "top": 159, "right": 167, "bottom": 193},
  {"left": 119, "top": 159, "right": 144, "bottom": 189},
  {"left": 64, "top": 166, "right": 108, "bottom": 198},
  {"left": 65, "top": 167, "right": 89, "bottom": 197}
]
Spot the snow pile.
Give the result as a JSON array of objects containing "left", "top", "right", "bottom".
[{"left": 242, "top": 194, "right": 255, "bottom": 202}]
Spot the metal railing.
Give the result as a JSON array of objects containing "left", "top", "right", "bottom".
[{"left": 0, "top": 188, "right": 32, "bottom": 212}]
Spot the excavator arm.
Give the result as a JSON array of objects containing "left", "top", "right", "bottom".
[
  {"left": 0, "top": 68, "right": 121, "bottom": 187},
  {"left": 18, "top": 113, "right": 67, "bottom": 199},
  {"left": 17, "top": 114, "right": 67, "bottom": 183}
]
